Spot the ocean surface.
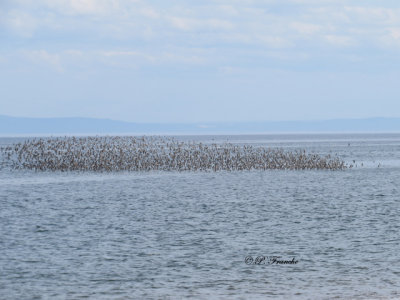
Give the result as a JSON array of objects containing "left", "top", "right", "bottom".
[{"left": 1, "top": 134, "right": 400, "bottom": 299}]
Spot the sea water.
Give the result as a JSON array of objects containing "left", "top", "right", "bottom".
[{"left": 1, "top": 134, "right": 399, "bottom": 299}]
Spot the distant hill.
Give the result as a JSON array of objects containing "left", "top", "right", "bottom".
[{"left": 1, "top": 115, "right": 400, "bottom": 135}]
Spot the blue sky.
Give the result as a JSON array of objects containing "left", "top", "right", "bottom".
[{"left": 1, "top": 0, "right": 400, "bottom": 123}]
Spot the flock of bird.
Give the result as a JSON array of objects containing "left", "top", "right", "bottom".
[{"left": 0, "top": 136, "right": 348, "bottom": 172}]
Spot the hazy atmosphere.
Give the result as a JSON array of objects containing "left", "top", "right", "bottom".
[
  {"left": 1, "top": 0, "right": 400, "bottom": 122},
  {"left": 2, "top": 2, "right": 400, "bottom": 299}
]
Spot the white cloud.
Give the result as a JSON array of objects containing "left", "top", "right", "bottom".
[
  {"left": 140, "top": 7, "right": 160, "bottom": 19},
  {"left": 39, "top": 0, "right": 126, "bottom": 15},
  {"left": 24, "top": 50, "right": 63, "bottom": 72},
  {"left": 386, "top": 28, "right": 400, "bottom": 40},
  {"left": 216, "top": 5, "right": 239, "bottom": 16},
  {"left": 2, "top": 10, "right": 38, "bottom": 37},
  {"left": 2, "top": 0, "right": 400, "bottom": 72},
  {"left": 258, "top": 35, "right": 293, "bottom": 48},
  {"left": 344, "top": 6, "right": 400, "bottom": 25},
  {"left": 323, "top": 35, "right": 355, "bottom": 47},
  {"left": 100, "top": 49, "right": 207, "bottom": 65},
  {"left": 379, "top": 27, "right": 400, "bottom": 48},
  {"left": 291, "top": 22, "right": 321, "bottom": 35},
  {"left": 161, "top": 52, "right": 206, "bottom": 65},
  {"left": 101, "top": 51, "right": 157, "bottom": 63},
  {"left": 169, "top": 17, "right": 233, "bottom": 31}
]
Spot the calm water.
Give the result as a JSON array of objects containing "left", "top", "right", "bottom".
[{"left": 1, "top": 134, "right": 400, "bottom": 299}]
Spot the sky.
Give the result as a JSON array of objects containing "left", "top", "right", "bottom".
[{"left": 1, "top": 0, "right": 400, "bottom": 123}]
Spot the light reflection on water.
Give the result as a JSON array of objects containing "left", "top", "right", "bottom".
[{"left": 1, "top": 134, "right": 400, "bottom": 299}]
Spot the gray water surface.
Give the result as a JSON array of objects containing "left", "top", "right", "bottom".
[{"left": 1, "top": 134, "right": 400, "bottom": 299}]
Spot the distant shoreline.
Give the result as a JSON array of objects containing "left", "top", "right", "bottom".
[
  {"left": 2, "top": 115, "right": 400, "bottom": 136},
  {"left": 2, "top": 132, "right": 400, "bottom": 138}
]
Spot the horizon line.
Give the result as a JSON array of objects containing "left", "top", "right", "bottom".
[{"left": 2, "top": 114, "right": 400, "bottom": 124}]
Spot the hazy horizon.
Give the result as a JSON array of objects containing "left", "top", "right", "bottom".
[
  {"left": 2, "top": 113, "right": 400, "bottom": 124},
  {"left": 3, "top": 114, "right": 400, "bottom": 135}
]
